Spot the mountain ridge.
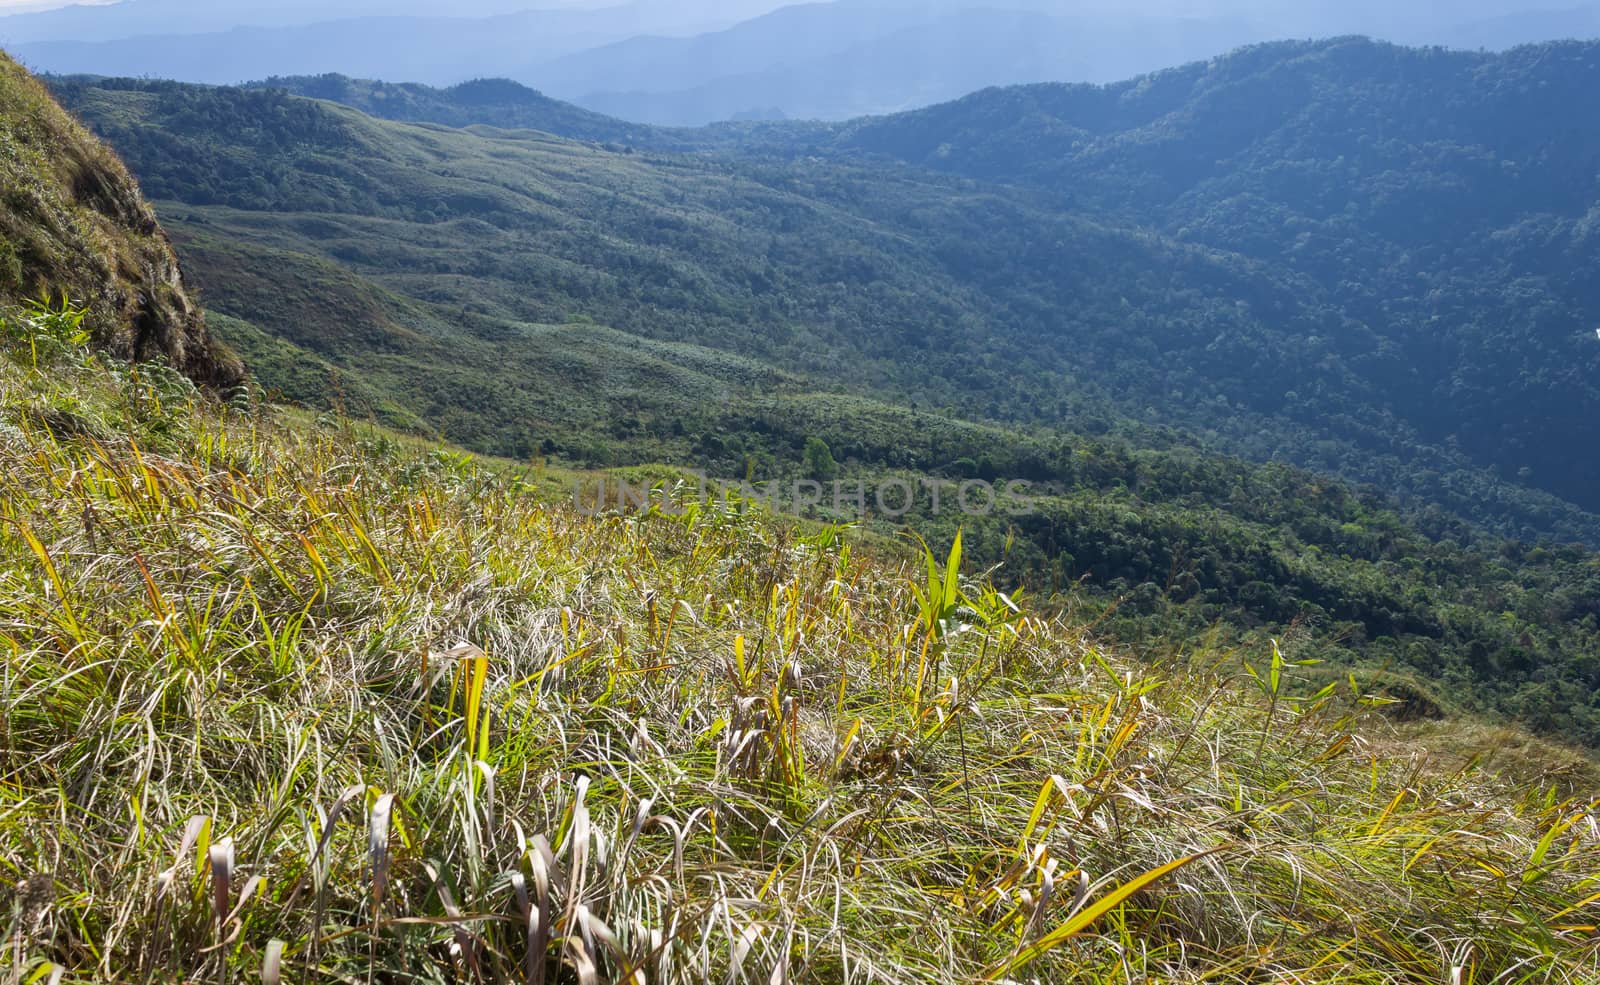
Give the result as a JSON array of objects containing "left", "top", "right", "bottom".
[
  {"left": 46, "top": 44, "right": 1600, "bottom": 539},
  {"left": 11, "top": 0, "right": 1600, "bottom": 122}
]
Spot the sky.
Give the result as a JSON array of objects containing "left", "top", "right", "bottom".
[
  {"left": 0, "top": 0, "right": 592, "bottom": 8},
  {"left": 0, "top": 0, "right": 1573, "bottom": 17},
  {"left": 2, "top": 0, "right": 1589, "bottom": 51}
]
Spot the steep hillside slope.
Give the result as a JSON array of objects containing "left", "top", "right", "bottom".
[
  {"left": 5, "top": 303, "right": 1600, "bottom": 984},
  {"left": 0, "top": 52, "right": 240, "bottom": 386}
]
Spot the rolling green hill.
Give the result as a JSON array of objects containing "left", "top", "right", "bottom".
[{"left": 38, "top": 63, "right": 1600, "bottom": 743}]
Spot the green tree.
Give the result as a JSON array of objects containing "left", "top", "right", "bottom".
[{"left": 803, "top": 436, "right": 838, "bottom": 481}]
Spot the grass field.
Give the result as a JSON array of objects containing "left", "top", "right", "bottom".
[{"left": 5, "top": 295, "right": 1600, "bottom": 983}]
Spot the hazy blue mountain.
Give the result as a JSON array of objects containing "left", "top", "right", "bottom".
[
  {"left": 527, "top": 2, "right": 922, "bottom": 99},
  {"left": 1435, "top": 6, "right": 1600, "bottom": 48},
  {"left": 565, "top": 8, "right": 1265, "bottom": 124},
  {"left": 0, "top": 1, "right": 788, "bottom": 83},
  {"left": 0, "top": 0, "right": 786, "bottom": 44},
  {"left": 531, "top": 0, "right": 1600, "bottom": 124},
  {"left": 0, "top": 0, "right": 535, "bottom": 42},
  {"left": 1247, "top": 0, "right": 1600, "bottom": 42},
  {"left": 9, "top": 0, "right": 1600, "bottom": 120},
  {"left": 4, "top": 10, "right": 652, "bottom": 84}
]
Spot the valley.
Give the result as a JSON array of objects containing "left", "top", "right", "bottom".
[
  {"left": 6, "top": 24, "right": 1600, "bottom": 982},
  {"left": 41, "top": 48, "right": 1600, "bottom": 743}
]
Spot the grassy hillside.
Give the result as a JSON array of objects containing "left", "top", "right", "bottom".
[
  {"left": 0, "top": 52, "right": 240, "bottom": 386},
  {"left": 6, "top": 293, "right": 1600, "bottom": 984},
  {"left": 34, "top": 72, "right": 1600, "bottom": 746}
]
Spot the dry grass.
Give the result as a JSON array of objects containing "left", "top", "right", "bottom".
[{"left": 2, "top": 313, "right": 1599, "bottom": 983}]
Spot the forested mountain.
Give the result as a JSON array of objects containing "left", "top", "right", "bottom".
[
  {"left": 56, "top": 65, "right": 1600, "bottom": 547},
  {"left": 777, "top": 38, "right": 1600, "bottom": 515},
  {"left": 177, "top": 41, "right": 1600, "bottom": 538},
  {"left": 248, "top": 75, "right": 684, "bottom": 150},
  {"left": 40, "top": 53, "right": 1600, "bottom": 743}
]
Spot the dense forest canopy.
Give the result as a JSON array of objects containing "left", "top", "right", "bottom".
[{"left": 778, "top": 39, "right": 1600, "bottom": 514}]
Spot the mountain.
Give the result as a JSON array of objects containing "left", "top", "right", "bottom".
[
  {"left": 246, "top": 75, "right": 688, "bottom": 150},
  {"left": 222, "top": 43, "right": 1600, "bottom": 535},
  {"left": 14, "top": 0, "right": 1600, "bottom": 123},
  {"left": 0, "top": 0, "right": 535, "bottom": 41},
  {"left": 1438, "top": 6, "right": 1600, "bottom": 48},
  {"left": 0, "top": 51, "right": 238, "bottom": 385},
  {"left": 5, "top": 9, "right": 654, "bottom": 85},
  {"left": 560, "top": 7, "right": 1263, "bottom": 125},
  {"left": 0, "top": 2, "right": 788, "bottom": 86},
  {"left": 0, "top": 0, "right": 785, "bottom": 45},
  {"left": 43, "top": 62, "right": 1600, "bottom": 746},
  {"left": 780, "top": 38, "right": 1600, "bottom": 516},
  {"left": 547, "top": 0, "right": 1600, "bottom": 125}
]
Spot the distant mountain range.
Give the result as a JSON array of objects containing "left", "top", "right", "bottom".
[
  {"left": 0, "top": 0, "right": 785, "bottom": 43},
  {"left": 9, "top": 0, "right": 1600, "bottom": 123},
  {"left": 546, "top": 6, "right": 1266, "bottom": 124}
]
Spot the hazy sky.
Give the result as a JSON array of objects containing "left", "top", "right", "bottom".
[
  {"left": 0, "top": 0, "right": 1573, "bottom": 14},
  {"left": 2, "top": 0, "right": 1590, "bottom": 42}
]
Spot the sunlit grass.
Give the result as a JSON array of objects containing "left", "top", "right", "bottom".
[{"left": 2, "top": 314, "right": 1598, "bottom": 983}]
